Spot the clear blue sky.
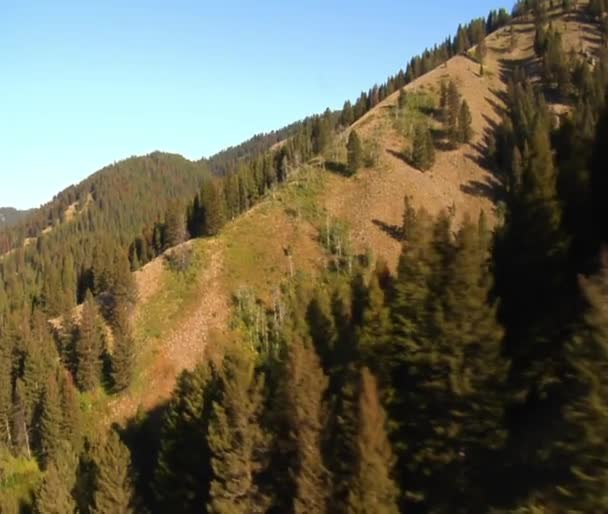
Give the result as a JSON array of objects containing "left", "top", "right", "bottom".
[{"left": 0, "top": 0, "right": 505, "bottom": 209}]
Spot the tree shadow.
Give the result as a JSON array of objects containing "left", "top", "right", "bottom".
[
  {"left": 372, "top": 219, "right": 403, "bottom": 242},
  {"left": 386, "top": 148, "right": 410, "bottom": 165},
  {"left": 429, "top": 128, "right": 456, "bottom": 151},
  {"left": 121, "top": 401, "right": 170, "bottom": 510},
  {"left": 325, "top": 161, "right": 349, "bottom": 177},
  {"left": 460, "top": 176, "right": 503, "bottom": 202}
]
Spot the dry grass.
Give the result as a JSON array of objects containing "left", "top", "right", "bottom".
[{"left": 97, "top": 3, "right": 604, "bottom": 423}]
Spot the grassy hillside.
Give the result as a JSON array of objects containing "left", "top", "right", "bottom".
[{"left": 100, "top": 1, "right": 605, "bottom": 423}]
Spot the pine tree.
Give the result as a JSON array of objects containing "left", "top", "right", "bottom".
[
  {"left": 164, "top": 203, "right": 187, "bottom": 249},
  {"left": 58, "top": 370, "right": 82, "bottom": 454},
  {"left": 154, "top": 364, "right": 216, "bottom": 514},
  {"left": 559, "top": 252, "right": 608, "bottom": 511},
  {"left": 346, "top": 368, "right": 399, "bottom": 514},
  {"left": 93, "top": 430, "right": 136, "bottom": 514},
  {"left": 412, "top": 123, "right": 435, "bottom": 171},
  {"left": 282, "top": 338, "right": 330, "bottom": 514},
  {"left": 306, "top": 287, "right": 339, "bottom": 373},
  {"left": 591, "top": 104, "right": 608, "bottom": 247},
  {"left": 75, "top": 291, "right": 103, "bottom": 392},
  {"left": 398, "top": 88, "right": 408, "bottom": 110},
  {"left": 34, "top": 460, "right": 77, "bottom": 514},
  {"left": 475, "top": 38, "right": 487, "bottom": 65},
  {"left": 356, "top": 274, "right": 392, "bottom": 381},
  {"left": 446, "top": 80, "right": 462, "bottom": 145},
  {"left": 341, "top": 101, "right": 355, "bottom": 127},
  {"left": 201, "top": 181, "right": 226, "bottom": 236},
  {"left": 207, "top": 348, "right": 270, "bottom": 514},
  {"left": 495, "top": 117, "right": 566, "bottom": 390},
  {"left": 458, "top": 100, "right": 473, "bottom": 144},
  {"left": 347, "top": 130, "right": 364, "bottom": 176},
  {"left": 39, "top": 376, "right": 63, "bottom": 469},
  {"left": 0, "top": 336, "right": 12, "bottom": 448},
  {"left": 111, "top": 309, "right": 135, "bottom": 392}
]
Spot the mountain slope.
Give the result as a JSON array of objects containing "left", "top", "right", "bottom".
[
  {"left": 0, "top": 207, "right": 31, "bottom": 229},
  {"left": 94, "top": 2, "right": 606, "bottom": 423}
]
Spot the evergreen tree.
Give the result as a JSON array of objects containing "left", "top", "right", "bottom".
[
  {"left": 0, "top": 336, "right": 12, "bottom": 448},
  {"left": 356, "top": 274, "right": 392, "bottom": 381},
  {"left": 58, "top": 370, "right": 82, "bottom": 454},
  {"left": 282, "top": 338, "right": 330, "bottom": 514},
  {"left": 111, "top": 309, "right": 135, "bottom": 392},
  {"left": 347, "top": 130, "right": 364, "bottom": 176},
  {"left": 93, "top": 430, "right": 136, "bottom": 514},
  {"left": 207, "top": 348, "right": 270, "bottom": 514},
  {"left": 446, "top": 80, "right": 462, "bottom": 145},
  {"left": 75, "top": 291, "right": 103, "bottom": 392},
  {"left": 398, "top": 88, "right": 408, "bottom": 110},
  {"left": 412, "top": 123, "right": 435, "bottom": 171},
  {"left": 202, "top": 181, "right": 226, "bottom": 236},
  {"left": 475, "top": 38, "right": 488, "bottom": 65},
  {"left": 164, "top": 203, "right": 188, "bottom": 249},
  {"left": 559, "top": 252, "right": 608, "bottom": 511},
  {"left": 346, "top": 368, "right": 399, "bottom": 514},
  {"left": 591, "top": 104, "right": 608, "bottom": 246},
  {"left": 39, "top": 376, "right": 63, "bottom": 469},
  {"left": 154, "top": 364, "right": 216, "bottom": 514},
  {"left": 458, "top": 100, "right": 473, "bottom": 144},
  {"left": 34, "top": 460, "right": 77, "bottom": 514}
]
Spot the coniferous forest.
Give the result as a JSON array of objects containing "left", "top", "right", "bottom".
[{"left": 2, "top": 0, "right": 608, "bottom": 512}]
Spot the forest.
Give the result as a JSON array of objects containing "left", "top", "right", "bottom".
[{"left": 2, "top": 0, "right": 608, "bottom": 512}]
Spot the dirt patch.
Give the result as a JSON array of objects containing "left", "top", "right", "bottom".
[{"left": 106, "top": 239, "right": 229, "bottom": 424}]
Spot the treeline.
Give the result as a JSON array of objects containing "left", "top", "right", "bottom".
[{"left": 128, "top": 31, "right": 608, "bottom": 513}]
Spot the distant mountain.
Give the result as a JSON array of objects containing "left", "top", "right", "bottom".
[{"left": 0, "top": 207, "right": 31, "bottom": 228}]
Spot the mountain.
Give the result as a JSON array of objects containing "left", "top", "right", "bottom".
[
  {"left": 3, "top": 1, "right": 608, "bottom": 513},
  {"left": 0, "top": 207, "right": 31, "bottom": 229}
]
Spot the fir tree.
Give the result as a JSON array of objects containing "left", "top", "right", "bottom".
[
  {"left": 111, "top": 309, "right": 135, "bottom": 392},
  {"left": 591, "top": 104, "right": 608, "bottom": 246},
  {"left": 356, "top": 274, "right": 392, "bottom": 382},
  {"left": 458, "top": 100, "right": 473, "bottom": 144},
  {"left": 164, "top": 203, "right": 187, "bottom": 249},
  {"left": 412, "top": 123, "right": 435, "bottom": 171},
  {"left": 39, "top": 376, "right": 63, "bottom": 469},
  {"left": 207, "top": 348, "right": 270, "bottom": 514},
  {"left": 58, "top": 370, "right": 82, "bottom": 454},
  {"left": 559, "top": 252, "right": 608, "bottom": 511},
  {"left": 475, "top": 38, "right": 488, "bottom": 65},
  {"left": 347, "top": 130, "right": 364, "bottom": 176},
  {"left": 446, "top": 80, "right": 462, "bottom": 145},
  {"left": 154, "top": 364, "right": 216, "bottom": 514},
  {"left": 0, "top": 336, "right": 12, "bottom": 448},
  {"left": 75, "top": 291, "right": 103, "bottom": 392},
  {"left": 202, "top": 181, "right": 226, "bottom": 236},
  {"left": 34, "top": 460, "right": 77, "bottom": 514},
  {"left": 282, "top": 338, "right": 330, "bottom": 514},
  {"left": 93, "top": 430, "right": 136, "bottom": 514},
  {"left": 346, "top": 368, "right": 399, "bottom": 514}
]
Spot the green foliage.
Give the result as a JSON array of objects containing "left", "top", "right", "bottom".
[
  {"left": 411, "top": 122, "right": 435, "bottom": 171},
  {"left": 153, "top": 363, "right": 216, "bottom": 514},
  {"left": 345, "top": 368, "right": 399, "bottom": 514},
  {"left": 458, "top": 100, "right": 473, "bottom": 144},
  {"left": 558, "top": 254, "right": 608, "bottom": 511},
  {"left": 346, "top": 130, "right": 364, "bottom": 175},
  {"left": 33, "top": 457, "right": 77, "bottom": 514},
  {"left": 75, "top": 292, "right": 104, "bottom": 392},
  {"left": 92, "top": 430, "right": 136, "bottom": 514},
  {"left": 39, "top": 377, "right": 63, "bottom": 469},
  {"left": 208, "top": 348, "right": 270, "bottom": 513},
  {"left": 391, "top": 209, "right": 506, "bottom": 511},
  {"left": 281, "top": 338, "right": 330, "bottom": 514}
]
